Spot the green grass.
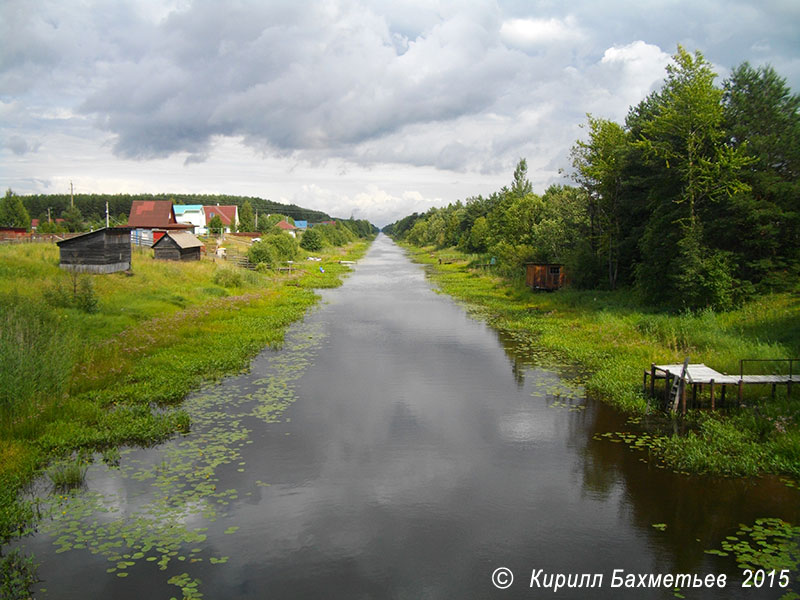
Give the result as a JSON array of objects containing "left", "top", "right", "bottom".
[
  {"left": 0, "top": 239, "right": 371, "bottom": 547},
  {"left": 404, "top": 243, "right": 800, "bottom": 478}
]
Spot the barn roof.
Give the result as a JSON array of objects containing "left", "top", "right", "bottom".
[
  {"left": 56, "top": 227, "right": 132, "bottom": 246},
  {"left": 203, "top": 205, "right": 237, "bottom": 226},
  {"left": 153, "top": 231, "right": 204, "bottom": 249},
  {"left": 128, "top": 201, "right": 187, "bottom": 228},
  {"left": 275, "top": 220, "right": 297, "bottom": 230}
]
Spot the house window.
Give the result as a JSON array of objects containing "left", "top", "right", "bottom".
[{"left": 549, "top": 266, "right": 560, "bottom": 275}]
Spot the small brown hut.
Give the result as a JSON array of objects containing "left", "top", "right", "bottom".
[
  {"left": 525, "top": 263, "right": 567, "bottom": 291},
  {"left": 56, "top": 227, "right": 132, "bottom": 274},
  {"left": 152, "top": 231, "right": 204, "bottom": 261}
]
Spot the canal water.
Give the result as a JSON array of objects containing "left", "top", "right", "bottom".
[{"left": 17, "top": 235, "right": 800, "bottom": 599}]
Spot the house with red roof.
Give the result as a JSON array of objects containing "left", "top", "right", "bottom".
[
  {"left": 203, "top": 205, "right": 238, "bottom": 234},
  {"left": 128, "top": 200, "right": 192, "bottom": 246},
  {"left": 275, "top": 220, "right": 298, "bottom": 237}
]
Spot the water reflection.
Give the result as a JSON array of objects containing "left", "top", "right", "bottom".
[{"left": 17, "top": 234, "right": 799, "bottom": 599}]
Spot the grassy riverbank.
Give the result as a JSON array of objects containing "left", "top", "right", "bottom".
[
  {"left": 404, "top": 244, "right": 800, "bottom": 479},
  {"left": 0, "top": 240, "right": 370, "bottom": 547}
]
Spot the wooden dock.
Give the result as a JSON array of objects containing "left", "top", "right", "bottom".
[{"left": 644, "top": 360, "right": 796, "bottom": 414}]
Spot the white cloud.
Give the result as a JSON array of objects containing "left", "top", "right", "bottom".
[{"left": 499, "top": 16, "right": 584, "bottom": 50}]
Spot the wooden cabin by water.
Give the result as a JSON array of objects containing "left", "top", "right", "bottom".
[
  {"left": 525, "top": 263, "right": 567, "bottom": 291},
  {"left": 152, "top": 231, "right": 204, "bottom": 261},
  {"left": 56, "top": 227, "right": 132, "bottom": 274}
]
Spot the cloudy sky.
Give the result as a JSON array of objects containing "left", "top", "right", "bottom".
[{"left": 2, "top": 0, "right": 798, "bottom": 226}]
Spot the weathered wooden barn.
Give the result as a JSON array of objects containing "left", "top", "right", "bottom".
[
  {"left": 56, "top": 227, "right": 132, "bottom": 273},
  {"left": 525, "top": 263, "right": 567, "bottom": 291},
  {"left": 152, "top": 231, "right": 204, "bottom": 261}
]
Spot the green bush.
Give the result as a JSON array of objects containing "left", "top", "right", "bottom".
[
  {"left": 212, "top": 268, "right": 242, "bottom": 288},
  {"left": 249, "top": 233, "right": 298, "bottom": 264},
  {"left": 43, "top": 273, "right": 99, "bottom": 313},
  {"left": 300, "top": 228, "right": 322, "bottom": 252},
  {"left": 248, "top": 241, "right": 277, "bottom": 267}
]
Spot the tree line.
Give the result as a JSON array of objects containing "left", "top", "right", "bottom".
[
  {"left": 384, "top": 47, "right": 799, "bottom": 311},
  {"left": 0, "top": 192, "right": 335, "bottom": 233}
]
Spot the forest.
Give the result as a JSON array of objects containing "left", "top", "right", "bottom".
[{"left": 384, "top": 47, "right": 799, "bottom": 311}]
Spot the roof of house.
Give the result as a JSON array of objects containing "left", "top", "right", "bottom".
[
  {"left": 152, "top": 231, "right": 204, "bottom": 250},
  {"left": 173, "top": 204, "right": 204, "bottom": 215},
  {"left": 128, "top": 201, "right": 186, "bottom": 228},
  {"left": 56, "top": 227, "right": 132, "bottom": 246},
  {"left": 203, "top": 205, "right": 237, "bottom": 226},
  {"left": 275, "top": 220, "right": 297, "bottom": 230},
  {"left": 294, "top": 220, "right": 308, "bottom": 228}
]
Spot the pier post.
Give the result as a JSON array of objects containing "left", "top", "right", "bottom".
[
  {"left": 710, "top": 379, "right": 715, "bottom": 411},
  {"left": 650, "top": 364, "right": 656, "bottom": 397}
]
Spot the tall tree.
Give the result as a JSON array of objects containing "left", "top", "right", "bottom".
[
  {"left": 61, "top": 204, "right": 84, "bottom": 232},
  {"left": 720, "top": 63, "right": 800, "bottom": 285},
  {"left": 571, "top": 116, "right": 629, "bottom": 288},
  {"left": 238, "top": 200, "right": 255, "bottom": 232},
  {"left": 633, "top": 47, "right": 751, "bottom": 309},
  {"left": 0, "top": 189, "right": 31, "bottom": 229}
]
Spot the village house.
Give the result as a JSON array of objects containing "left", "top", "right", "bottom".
[
  {"left": 128, "top": 200, "right": 192, "bottom": 246},
  {"left": 203, "top": 205, "right": 238, "bottom": 234},
  {"left": 174, "top": 205, "right": 206, "bottom": 233},
  {"left": 275, "top": 220, "right": 298, "bottom": 237},
  {"left": 56, "top": 227, "right": 132, "bottom": 273},
  {"left": 152, "top": 231, "right": 204, "bottom": 261}
]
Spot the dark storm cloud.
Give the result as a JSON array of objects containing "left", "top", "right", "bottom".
[{"left": 75, "top": 1, "right": 524, "bottom": 163}]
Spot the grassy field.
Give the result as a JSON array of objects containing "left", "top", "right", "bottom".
[
  {"left": 404, "top": 244, "right": 800, "bottom": 479},
  {"left": 0, "top": 239, "right": 370, "bottom": 545}
]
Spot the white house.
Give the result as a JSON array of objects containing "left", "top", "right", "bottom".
[{"left": 174, "top": 205, "right": 207, "bottom": 234}]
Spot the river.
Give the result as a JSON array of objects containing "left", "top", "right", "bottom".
[{"left": 17, "top": 235, "right": 800, "bottom": 599}]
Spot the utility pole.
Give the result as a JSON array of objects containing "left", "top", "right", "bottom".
[
  {"left": 106, "top": 201, "right": 110, "bottom": 228},
  {"left": 47, "top": 207, "right": 52, "bottom": 223},
  {"left": 70, "top": 181, "right": 74, "bottom": 208},
  {"left": 255, "top": 210, "right": 258, "bottom": 230}
]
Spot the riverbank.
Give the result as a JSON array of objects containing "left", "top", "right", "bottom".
[
  {"left": 402, "top": 244, "right": 800, "bottom": 480},
  {"left": 0, "top": 239, "right": 371, "bottom": 551}
]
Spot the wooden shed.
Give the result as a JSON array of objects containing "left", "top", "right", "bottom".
[
  {"left": 152, "top": 231, "right": 204, "bottom": 261},
  {"left": 56, "top": 227, "right": 132, "bottom": 274},
  {"left": 525, "top": 263, "right": 567, "bottom": 291}
]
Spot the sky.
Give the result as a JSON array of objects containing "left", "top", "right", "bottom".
[{"left": 2, "top": 1, "right": 799, "bottom": 227}]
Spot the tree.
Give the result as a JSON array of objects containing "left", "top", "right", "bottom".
[
  {"left": 0, "top": 189, "right": 31, "bottom": 229},
  {"left": 720, "top": 62, "right": 800, "bottom": 285},
  {"left": 300, "top": 228, "right": 322, "bottom": 252},
  {"left": 208, "top": 215, "right": 224, "bottom": 236},
  {"left": 570, "top": 116, "right": 629, "bottom": 288},
  {"left": 633, "top": 47, "right": 751, "bottom": 308},
  {"left": 238, "top": 200, "right": 255, "bottom": 232},
  {"left": 61, "top": 204, "right": 84, "bottom": 232}
]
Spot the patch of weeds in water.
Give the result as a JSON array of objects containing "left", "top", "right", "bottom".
[
  {"left": 167, "top": 572, "right": 203, "bottom": 599},
  {"left": 0, "top": 548, "right": 39, "bottom": 600},
  {"left": 652, "top": 523, "right": 668, "bottom": 531},
  {"left": 547, "top": 398, "right": 587, "bottom": 412},
  {"left": 101, "top": 447, "right": 121, "bottom": 468},
  {"left": 709, "top": 518, "right": 800, "bottom": 582},
  {"left": 47, "top": 455, "right": 89, "bottom": 490}
]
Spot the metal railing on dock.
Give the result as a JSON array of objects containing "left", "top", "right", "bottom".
[{"left": 644, "top": 358, "right": 796, "bottom": 414}]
